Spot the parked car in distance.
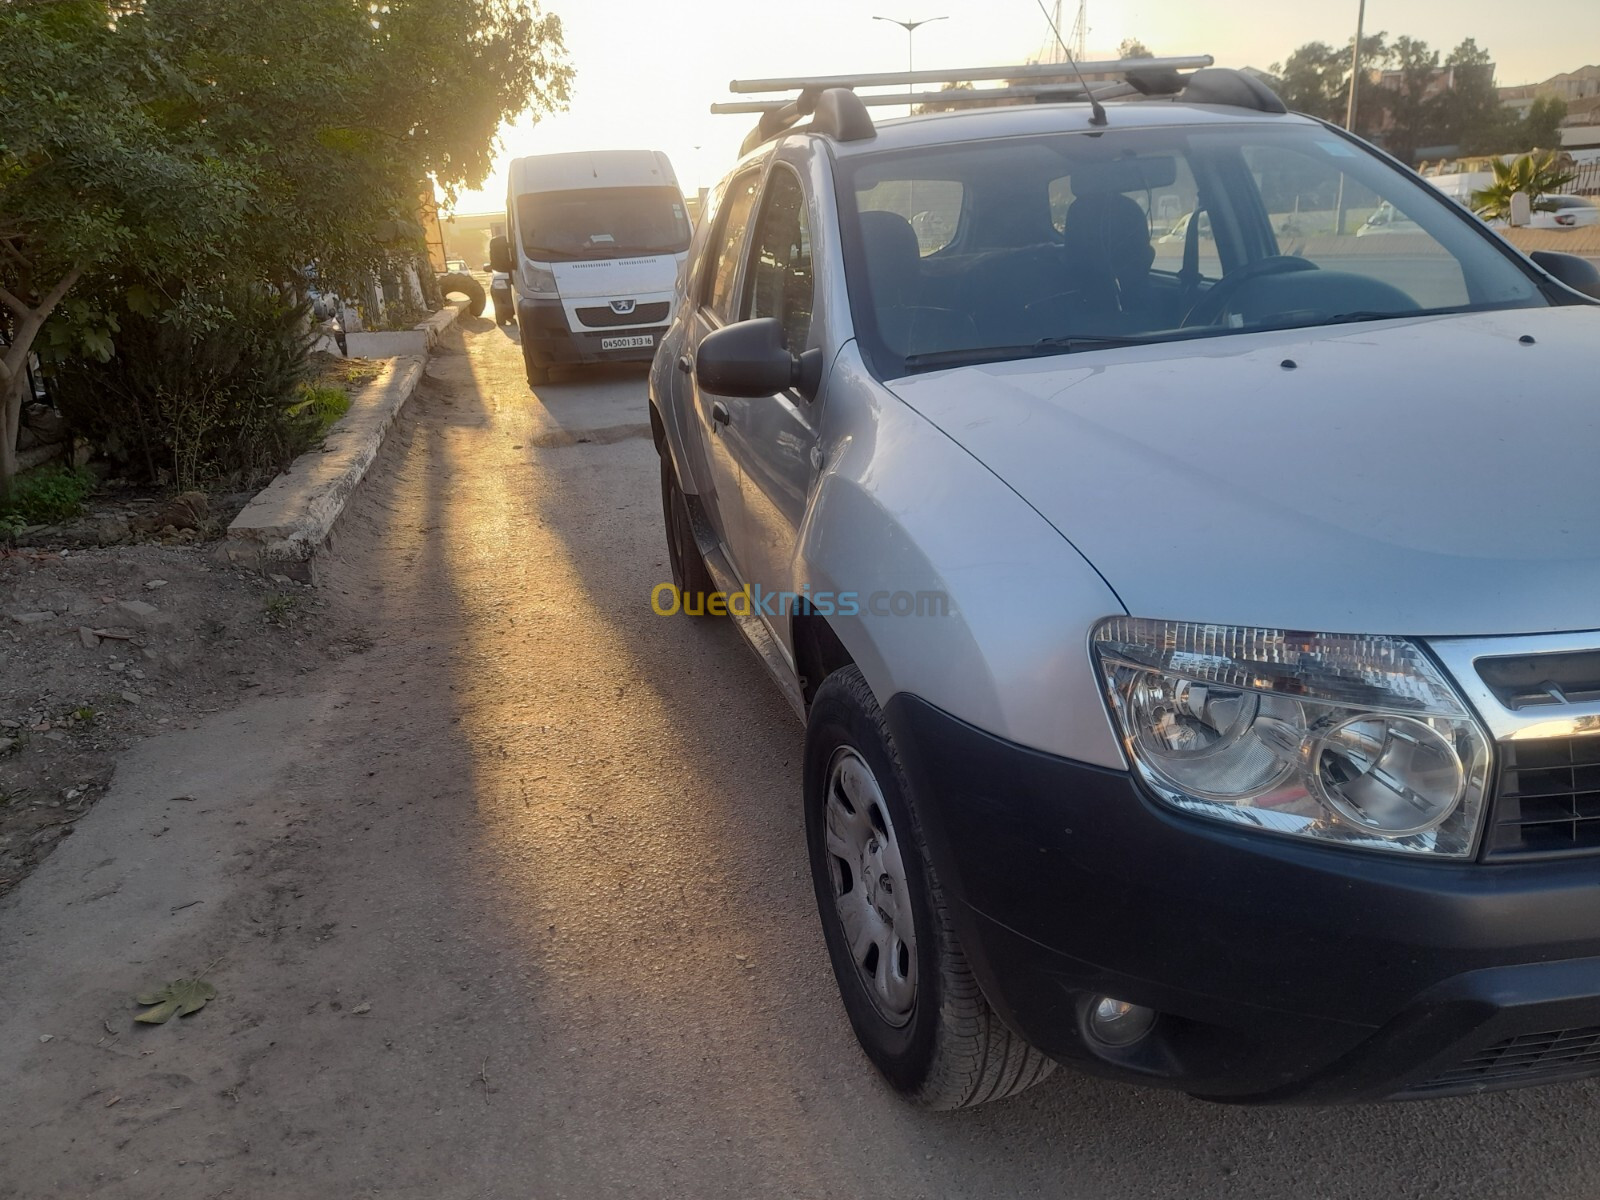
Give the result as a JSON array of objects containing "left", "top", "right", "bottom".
[
  {"left": 444, "top": 257, "right": 468, "bottom": 273},
  {"left": 1478, "top": 194, "right": 1600, "bottom": 231},
  {"left": 650, "top": 59, "right": 1600, "bottom": 1110},
  {"left": 490, "top": 149, "right": 690, "bottom": 386}
]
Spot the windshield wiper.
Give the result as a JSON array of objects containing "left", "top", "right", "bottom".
[{"left": 903, "top": 332, "right": 1170, "bottom": 371}]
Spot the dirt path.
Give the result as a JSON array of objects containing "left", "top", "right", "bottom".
[{"left": 2, "top": 318, "right": 1596, "bottom": 1199}]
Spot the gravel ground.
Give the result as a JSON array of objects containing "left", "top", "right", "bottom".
[{"left": 0, "top": 543, "right": 364, "bottom": 896}]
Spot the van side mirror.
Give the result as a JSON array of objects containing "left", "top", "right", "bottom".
[
  {"left": 1530, "top": 251, "right": 1600, "bottom": 300},
  {"left": 1509, "top": 192, "right": 1533, "bottom": 228},
  {"left": 489, "top": 235, "right": 513, "bottom": 273},
  {"left": 696, "top": 318, "right": 823, "bottom": 400}
]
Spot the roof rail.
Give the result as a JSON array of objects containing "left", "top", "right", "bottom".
[
  {"left": 716, "top": 58, "right": 1293, "bottom": 155},
  {"left": 727, "top": 56, "right": 1213, "bottom": 94}
]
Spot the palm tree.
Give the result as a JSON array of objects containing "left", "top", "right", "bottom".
[{"left": 1471, "top": 152, "right": 1577, "bottom": 221}]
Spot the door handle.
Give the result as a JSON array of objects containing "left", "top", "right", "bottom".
[
  {"left": 711, "top": 401, "right": 731, "bottom": 429},
  {"left": 677, "top": 355, "right": 693, "bottom": 374}
]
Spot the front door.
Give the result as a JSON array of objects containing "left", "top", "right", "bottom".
[
  {"left": 721, "top": 164, "right": 822, "bottom": 655},
  {"left": 688, "top": 167, "right": 763, "bottom": 576}
]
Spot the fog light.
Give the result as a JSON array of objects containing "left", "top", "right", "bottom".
[{"left": 1087, "top": 996, "right": 1156, "bottom": 1048}]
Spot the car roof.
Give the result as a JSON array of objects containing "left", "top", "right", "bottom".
[{"left": 810, "top": 101, "right": 1321, "bottom": 160}]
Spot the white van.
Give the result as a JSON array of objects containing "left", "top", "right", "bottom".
[{"left": 490, "top": 150, "right": 690, "bottom": 385}]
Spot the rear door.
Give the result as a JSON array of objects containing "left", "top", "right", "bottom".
[{"left": 687, "top": 167, "right": 764, "bottom": 571}]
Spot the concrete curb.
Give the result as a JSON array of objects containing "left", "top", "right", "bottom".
[
  {"left": 344, "top": 298, "right": 465, "bottom": 360},
  {"left": 222, "top": 355, "right": 425, "bottom": 581}
]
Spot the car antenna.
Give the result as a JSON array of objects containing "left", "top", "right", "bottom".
[{"left": 1032, "top": 0, "right": 1107, "bottom": 125}]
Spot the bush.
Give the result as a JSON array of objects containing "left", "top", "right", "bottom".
[
  {"left": 0, "top": 463, "right": 94, "bottom": 532},
  {"left": 51, "top": 284, "right": 321, "bottom": 490},
  {"left": 291, "top": 384, "right": 351, "bottom": 439}
]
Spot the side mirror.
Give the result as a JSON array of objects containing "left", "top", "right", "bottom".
[
  {"left": 1530, "top": 250, "right": 1600, "bottom": 300},
  {"left": 1509, "top": 192, "right": 1533, "bottom": 228},
  {"left": 696, "top": 318, "right": 823, "bottom": 400},
  {"left": 489, "top": 235, "right": 513, "bottom": 273},
  {"left": 481, "top": 263, "right": 493, "bottom": 273}
]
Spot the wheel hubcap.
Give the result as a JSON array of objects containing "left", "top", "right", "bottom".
[{"left": 824, "top": 747, "right": 917, "bottom": 1026}]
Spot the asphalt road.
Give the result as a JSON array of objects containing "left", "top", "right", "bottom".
[{"left": 3, "top": 318, "right": 1598, "bottom": 1199}]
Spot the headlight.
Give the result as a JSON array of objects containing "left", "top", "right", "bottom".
[
  {"left": 1092, "top": 619, "right": 1491, "bottom": 858},
  {"left": 524, "top": 263, "right": 557, "bottom": 294}
]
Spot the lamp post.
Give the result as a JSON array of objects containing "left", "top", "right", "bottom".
[{"left": 873, "top": 15, "right": 948, "bottom": 111}]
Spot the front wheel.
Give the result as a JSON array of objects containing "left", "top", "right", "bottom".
[{"left": 804, "top": 666, "right": 1056, "bottom": 1108}]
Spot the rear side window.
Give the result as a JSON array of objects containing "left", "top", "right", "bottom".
[
  {"left": 705, "top": 170, "right": 762, "bottom": 321},
  {"left": 743, "top": 167, "right": 814, "bottom": 352},
  {"left": 859, "top": 179, "right": 963, "bottom": 255}
]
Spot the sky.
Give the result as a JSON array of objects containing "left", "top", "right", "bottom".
[{"left": 445, "top": 0, "right": 1600, "bottom": 214}]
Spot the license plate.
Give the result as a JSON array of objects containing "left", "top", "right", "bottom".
[{"left": 601, "top": 334, "right": 653, "bottom": 350}]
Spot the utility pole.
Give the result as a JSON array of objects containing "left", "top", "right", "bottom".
[
  {"left": 1345, "top": 0, "right": 1367, "bottom": 132},
  {"left": 873, "top": 15, "right": 948, "bottom": 110},
  {"left": 1336, "top": 0, "right": 1368, "bottom": 236}
]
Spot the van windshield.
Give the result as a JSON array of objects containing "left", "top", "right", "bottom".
[{"left": 517, "top": 186, "right": 691, "bottom": 262}]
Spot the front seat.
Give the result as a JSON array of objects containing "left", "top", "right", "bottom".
[
  {"left": 858, "top": 210, "right": 976, "bottom": 359},
  {"left": 1061, "top": 191, "right": 1156, "bottom": 319}
]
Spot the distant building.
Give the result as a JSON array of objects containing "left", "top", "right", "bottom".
[{"left": 1498, "top": 65, "right": 1600, "bottom": 152}]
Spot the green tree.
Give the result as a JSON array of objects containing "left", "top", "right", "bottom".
[
  {"left": 1523, "top": 96, "right": 1570, "bottom": 151},
  {"left": 1471, "top": 151, "right": 1577, "bottom": 220},
  {"left": 0, "top": 0, "right": 251, "bottom": 495},
  {"left": 1439, "top": 38, "right": 1503, "bottom": 153},
  {"left": 1384, "top": 36, "right": 1442, "bottom": 163},
  {"left": 0, "top": 0, "right": 571, "bottom": 495},
  {"left": 1270, "top": 33, "right": 1391, "bottom": 135}
]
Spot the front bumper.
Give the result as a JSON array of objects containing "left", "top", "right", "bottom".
[
  {"left": 884, "top": 692, "right": 1600, "bottom": 1103},
  {"left": 516, "top": 298, "right": 664, "bottom": 366}
]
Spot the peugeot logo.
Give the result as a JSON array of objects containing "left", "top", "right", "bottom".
[{"left": 609, "top": 299, "right": 636, "bottom": 315}]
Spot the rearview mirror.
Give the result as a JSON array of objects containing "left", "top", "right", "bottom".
[
  {"left": 697, "top": 318, "right": 823, "bottom": 400},
  {"left": 489, "top": 235, "right": 513, "bottom": 273},
  {"left": 1530, "top": 250, "right": 1600, "bottom": 300}
]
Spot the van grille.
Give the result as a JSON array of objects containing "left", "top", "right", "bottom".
[
  {"left": 1482, "top": 737, "right": 1600, "bottom": 860},
  {"left": 575, "top": 302, "right": 669, "bottom": 328}
]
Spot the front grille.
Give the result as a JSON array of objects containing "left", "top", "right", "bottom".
[
  {"left": 574, "top": 302, "right": 670, "bottom": 328},
  {"left": 1483, "top": 737, "right": 1600, "bottom": 860},
  {"left": 1411, "top": 1027, "right": 1600, "bottom": 1093}
]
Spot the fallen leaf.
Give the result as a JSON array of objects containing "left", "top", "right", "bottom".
[
  {"left": 134, "top": 978, "right": 216, "bottom": 1024},
  {"left": 350, "top": 1002, "right": 371, "bottom": 1015}
]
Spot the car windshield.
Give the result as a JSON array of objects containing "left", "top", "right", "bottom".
[
  {"left": 517, "top": 186, "right": 691, "bottom": 262},
  {"left": 836, "top": 124, "right": 1549, "bottom": 377}
]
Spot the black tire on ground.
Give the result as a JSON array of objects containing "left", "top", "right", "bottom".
[
  {"left": 804, "top": 665, "right": 1057, "bottom": 1109},
  {"left": 658, "top": 452, "right": 720, "bottom": 613},
  {"left": 438, "top": 272, "right": 486, "bottom": 317}
]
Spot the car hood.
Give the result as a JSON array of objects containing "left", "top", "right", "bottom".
[{"left": 886, "top": 307, "right": 1600, "bottom": 637}]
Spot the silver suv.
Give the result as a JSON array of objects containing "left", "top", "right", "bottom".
[{"left": 647, "top": 59, "right": 1600, "bottom": 1108}]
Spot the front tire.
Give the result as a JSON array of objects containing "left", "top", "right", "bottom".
[{"left": 804, "top": 666, "right": 1056, "bottom": 1108}]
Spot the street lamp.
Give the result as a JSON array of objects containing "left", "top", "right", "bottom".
[{"left": 873, "top": 15, "right": 948, "bottom": 108}]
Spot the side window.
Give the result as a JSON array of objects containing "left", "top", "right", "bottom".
[
  {"left": 858, "top": 179, "right": 963, "bottom": 255},
  {"left": 706, "top": 170, "right": 762, "bottom": 321},
  {"left": 743, "top": 168, "right": 814, "bottom": 353}
]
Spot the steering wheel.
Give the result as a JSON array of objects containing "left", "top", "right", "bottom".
[{"left": 1180, "top": 256, "right": 1319, "bottom": 328}]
